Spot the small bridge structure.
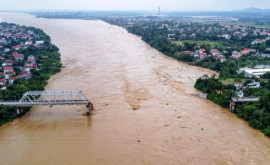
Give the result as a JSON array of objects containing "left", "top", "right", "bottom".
[
  {"left": 0, "top": 91, "right": 93, "bottom": 115},
  {"left": 229, "top": 97, "right": 259, "bottom": 113},
  {"left": 191, "top": 93, "right": 208, "bottom": 99}
]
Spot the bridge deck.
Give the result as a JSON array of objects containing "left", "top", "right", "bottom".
[
  {"left": 0, "top": 100, "right": 90, "bottom": 107},
  {"left": 232, "top": 97, "right": 259, "bottom": 102},
  {"left": 0, "top": 90, "right": 93, "bottom": 115},
  {"left": 0, "top": 91, "right": 90, "bottom": 107}
]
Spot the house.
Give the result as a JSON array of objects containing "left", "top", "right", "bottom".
[
  {"left": 12, "top": 45, "right": 22, "bottom": 51},
  {"left": 4, "top": 71, "right": 15, "bottom": 79},
  {"left": 4, "top": 32, "right": 11, "bottom": 38},
  {"left": 189, "top": 33, "right": 196, "bottom": 37},
  {"left": 210, "top": 49, "right": 219, "bottom": 54},
  {"left": 3, "top": 66, "right": 13, "bottom": 74},
  {"left": 246, "top": 82, "right": 260, "bottom": 88},
  {"left": 24, "top": 63, "right": 37, "bottom": 71},
  {"left": 181, "top": 34, "right": 187, "bottom": 37},
  {"left": 2, "top": 62, "right": 12, "bottom": 67},
  {"left": 183, "top": 51, "right": 192, "bottom": 55},
  {"left": 13, "top": 52, "right": 24, "bottom": 61},
  {"left": 200, "top": 53, "right": 212, "bottom": 59},
  {"left": 18, "top": 73, "right": 31, "bottom": 79},
  {"left": 34, "top": 44, "right": 42, "bottom": 48},
  {"left": 28, "top": 55, "right": 35, "bottom": 59},
  {"left": 0, "top": 38, "right": 7, "bottom": 45},
  {"left": 167, "top": 37, "right": 175, "bottom": 40},
  {"left": 192, "top": 52, "right": 200, "bottom": 57},
  {"left": 238, "top": 68, "right": 270, "bottom": 78},
  {"left": 241, "top": 48, "right": 250, "bottom": 54},
  {"left": 25, "top": 40, "right": 33, "bottom": 45},
  {"left": 222, "top": 34, "right": 231, "bottom": 39},
  {"left": 241, "top": 48, "right": 257, "bottom": 55},
  {"left": 4, "top": 48, "right": 10, "bottom": 52},
  {"left": 24, "top": 65, "right": 32, "bottom": 72},
  {"left": 252, "top": 39, "right": 265, "bottom": 45},
  {"left": 27, "top": 58, "right": 36, "bottom": 64},
  {"left": 0, "top": 79, "right": 6, "bottom": 86},
  {"left": 258, "top": 53, "right": 270, "bottom": 58},
  {"left": 220, "top": 58, "right": 227, "bottom": 63},
  {"left": 234, "top": 82, "right": 244, "bottom": 89},
  {"left": 9, "top": 76, "right": 17, "bottom": 85},
  {"left": 36, "top": 41, "right": 44, "bottom": 45},
  {"left": 231, "top": 51, "right": 242, "bottom": 60}
]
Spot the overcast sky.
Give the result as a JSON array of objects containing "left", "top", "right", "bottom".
[{"left": 0, "top": 0, "right": 270, "bottom": 11}]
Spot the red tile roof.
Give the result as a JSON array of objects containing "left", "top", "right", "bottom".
[
  {"left": 4, "top": 66, "right": 13, "bottom": 70},
  {"left": 13, "top": 53, "right": 24, "bottom": 58},
  {"left": 234, "top": 82, "right": 243, "bottom": 85},
  {"left": 5, "top": 71, "right": 15, "bottom": 75},
  {"left": 9, "top": 77, "right": 17, "bottom": 80}
]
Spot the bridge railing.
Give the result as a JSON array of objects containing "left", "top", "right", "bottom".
[
  {"left": 0, "top": 91, "right": 90, "bottom": 107},
  {"left": 231, "top": 97, "right": 259, "bottom": 102}
]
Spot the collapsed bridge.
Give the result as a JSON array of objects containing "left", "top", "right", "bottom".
[{"left": 0, "top": 91, "right": 93, "bottom": 115}]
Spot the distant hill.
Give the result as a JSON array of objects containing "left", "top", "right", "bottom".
[
  {"left": 163, "top": 7, "right": 270, "bottom": 18},
  {"left": 236, "top": 7, "right": 270, "bottom": 13}
]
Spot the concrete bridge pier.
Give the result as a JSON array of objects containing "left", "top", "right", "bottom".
[
  {"left": 16, "top": 107, "right": 23, "bottom": 117},
  {"left": 86, "top": 102, "right": 94, "bottom": 116},
  {"left": 229, "top": 97, "right": 259, "bottom": 113},
  {"left": 229, "top": 100, "right": 236, "bottom": 113}
]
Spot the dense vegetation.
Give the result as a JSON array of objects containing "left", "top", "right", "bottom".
[
  {"left": 34, "top": 13, "right": 270, "bottom": 136},
  {"left": 0, "top": 25, "right": 61, "bottom": 126},
  {"left": 123, "top": 21, "right": 270, "bottom": 136},
  {"left": 195, "top": 74, "right": 270, "bottom": 136},
  {"left": 126, "top": 25, "right": 269, "bottom": 74}
]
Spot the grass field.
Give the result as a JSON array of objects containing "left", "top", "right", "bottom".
[
  {"left": 173, "top": 40, "right": 224, "bottom": 49},
  {"left": 224, "top": 78, "right": 244, "bottom": 83}
]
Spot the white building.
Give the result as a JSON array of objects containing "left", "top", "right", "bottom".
[
  {"left": 35, "top": 41, "right": 44, "bottom": 45},
  {"left": 238, "top": 68, "right": 270, "bottom": 78},
  {"left": 246, "top": 82, "right": 260, "bottom": 88}
]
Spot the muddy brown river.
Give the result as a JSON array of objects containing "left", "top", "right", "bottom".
[{"left": 0, "top": 13, "right": 269, "bottom": 165}]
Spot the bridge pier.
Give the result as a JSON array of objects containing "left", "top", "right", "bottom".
[
  {"left": 86, "top": 102, "right": 94, "bottom": 116},
  {"left": 229, "top": 97, "right": 259, "bottom": 113},
  {"left": 229, "top": 100, "right": 236, "bottom": 113},
  {"left": 16, "top": 107, "right": 23, "bottom": 117}
]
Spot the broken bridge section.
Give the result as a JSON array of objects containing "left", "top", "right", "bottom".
[
  {"left": 229, "top": 97, "right": 259, "bottom": 113},
  {"left": 0, "top": 91, "right": 93, "bottom": 115}
]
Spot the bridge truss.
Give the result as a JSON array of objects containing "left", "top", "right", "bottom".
[
  {"left": 229, "top": 97, "right": 259, "bottom": 113},
  {"left": 0, "top": 91, "right": 93, "bottom": 115}
]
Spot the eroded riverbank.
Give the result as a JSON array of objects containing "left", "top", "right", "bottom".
[{"left": 0, "top": 13, "right": 269, "bottom": 165}]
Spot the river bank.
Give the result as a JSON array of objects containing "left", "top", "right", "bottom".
[
  {"left": 0, "top": 22, "right": 61, "bottom": 126},
  {"left": 0, "top": 12, "right": 269, "bottom": 165}
]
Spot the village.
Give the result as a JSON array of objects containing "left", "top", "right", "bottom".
[
  {"left": 104, "top": 17, "right": 270, "bottom": 63},
  {"left": 103, "top": 16, "right": 270, "bottom": 100},
  {"left": 0, "top": 23, "right": 45, "bottom": 90},
  {"left": 169, "top": 23, "right": 270, "bottom": 62}
]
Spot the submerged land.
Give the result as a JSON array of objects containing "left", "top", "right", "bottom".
[
  {"left": 35, "top": 10, "right": 270, "bottom": 136},
  {"left": 0, "top": 11, "right": 269, "bottom": 164}
]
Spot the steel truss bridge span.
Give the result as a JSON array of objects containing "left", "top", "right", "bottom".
[{"left": 0, "top": 91, "right": 93, "bottom": 115}]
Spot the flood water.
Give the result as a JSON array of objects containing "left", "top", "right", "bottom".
[{"left": 0, "top": 13, "right": 269, "bottom": 165}]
